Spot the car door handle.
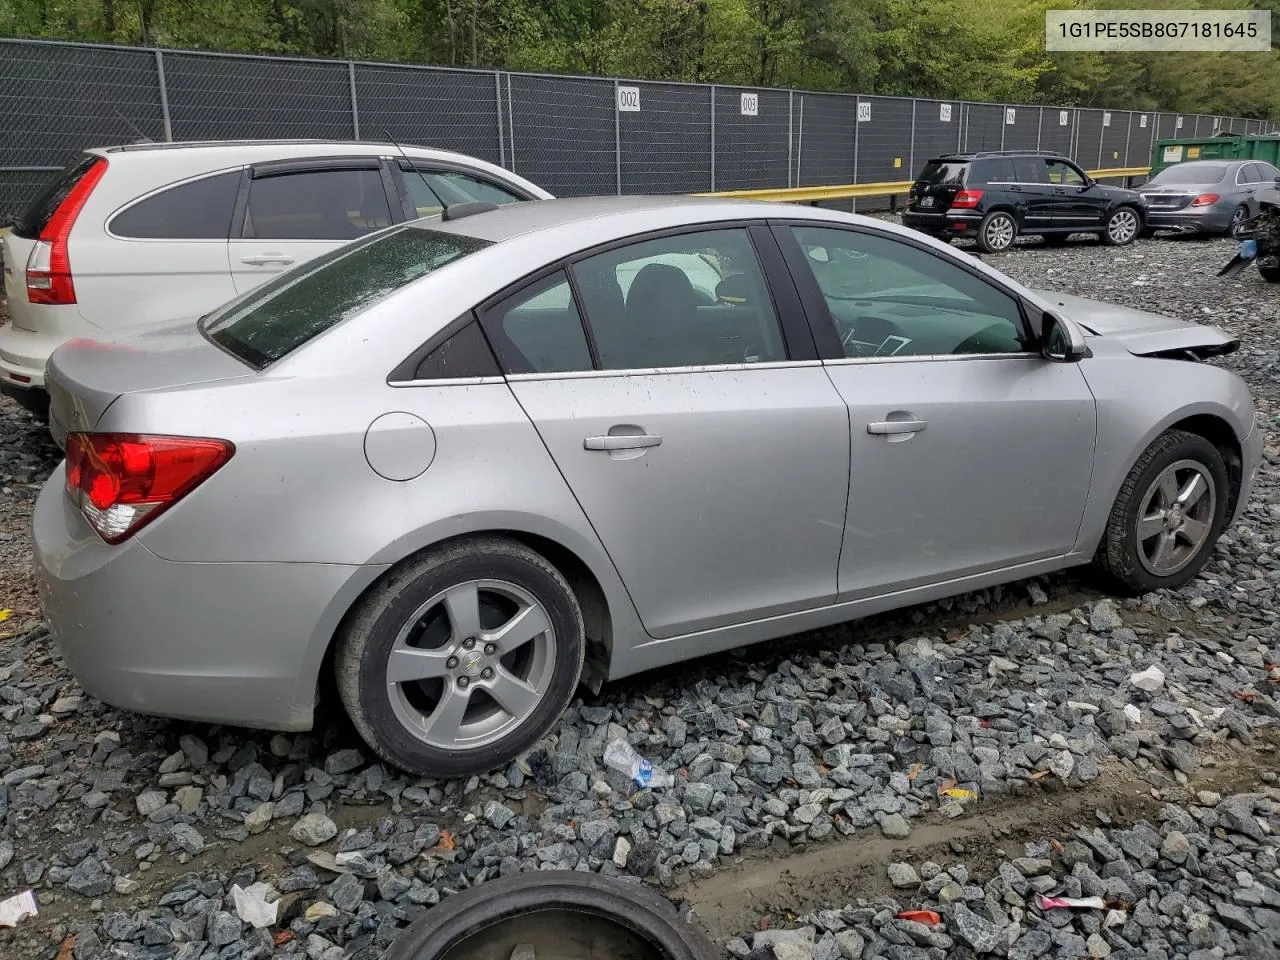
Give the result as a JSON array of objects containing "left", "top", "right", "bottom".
[
  {"left": 240, "top": 253, "right": 295, "bottom": 266},
  {"left": 867, "top": 419, "right": 927, "bottom": 435},
  {"left": 584, "top": 434, "right": 662, "bottom": 450}
]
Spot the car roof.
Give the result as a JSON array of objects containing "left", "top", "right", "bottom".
[{"left": 409, "top": 195, "right": 787, "bottom": 243}]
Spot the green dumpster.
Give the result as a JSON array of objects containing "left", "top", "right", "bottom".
[{"left": 1151, "top": 132, "right": 1280, "bottom": 174}]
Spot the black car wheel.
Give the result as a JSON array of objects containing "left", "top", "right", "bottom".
[
  {"left": 1102, "top": 206, "right": 1141, "bottom": 245},
  {"left": 1230, "top": 203, "right": 1249, "bottom": 233},
  {"left": 1094, "top": 429, "right": 1230, "bottom": 594},
  {"left": 1259, "top": 261, "right": 1280, "bottom": 282},
  {"left": 336, "top": 535, "right": 585, "bottom": 777},
  {"left": 976, "top": 211, "right": 1017, "bottom": 253}
]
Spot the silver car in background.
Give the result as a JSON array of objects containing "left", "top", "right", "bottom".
[
  {"left": 1139, "top": 159, "right": 1280, "bottom": 235},
  {"left": 34, "top": 197, "right": 1261, "bottom": 779}
]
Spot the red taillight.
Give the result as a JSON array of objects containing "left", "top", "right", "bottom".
[
  {"left": 64, "top": 432, "right": 233, "bottom": 544},
  {"left": 26, "top": 158, "right": 108, "bottom": 306},
  {"left": 1191, "top": 193, "right": 1219, "bottom": 207},
  {"left": 951, "top": 189, "right": 983, "bottom": 209}
]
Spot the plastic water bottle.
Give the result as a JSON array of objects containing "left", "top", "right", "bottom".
[{"left": 604, "top": 738, "right": 673, "bottom": 789}]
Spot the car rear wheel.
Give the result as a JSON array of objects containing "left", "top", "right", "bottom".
[
  {"left": 335, "top": 536, "right": 585, "bottom": 777},
  {"left": 976, "top": 211, "right": 1017, "bottom": 253},
  {"left": 1102, "top": 206, "right": 1140, "bottom": 245},
  {"left": 1230, "top": 203, "right": 1249, "bottom": 234},
  {"left": 1094, "top": 429, "right": 1229, "bottom": 594}
]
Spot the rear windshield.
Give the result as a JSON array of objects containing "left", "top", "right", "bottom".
[
  {"left": 201, "top": 226, "right": 490, "bottom": 368},
  {"left": 10, "top": 154, "right": 100, "bottom": 238},
  {"left": 1150, "top": 163, "right": 1228, "bottom": 184},
  {"left": 916, "top": 160, "right": 969, "bottom": 186}
]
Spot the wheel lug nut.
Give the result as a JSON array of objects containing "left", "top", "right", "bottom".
[
  {"left": 446, "top": 656, "right": 459, "bottom": 669},
  {"left": 482, "top": 667, "right": 494, "bottom": 679},
  {"left": 463, "top": 637, "right": 476, "bottom": 650},
  {"left": 484, "top": 643, "right": 496, "bottom": 656},
  {"left": 457, "top": 676, "right": 469, "bottom": 688}
]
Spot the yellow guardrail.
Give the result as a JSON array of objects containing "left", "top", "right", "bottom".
[{"left": 699, "top": 166, "right": 1153, "bottom": 204}]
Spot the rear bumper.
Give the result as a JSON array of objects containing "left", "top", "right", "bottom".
[
  {"left": 34, "top": 468, "right": 387, "bottom": 731},
  {"left": 902, "top": 210, "right": 981, "bottom": 235},
  {"left": 1143, "top": 208, "right": 1233, "bottom": 234},
  {"left": 0, "top": 309, "right": 94, "bottom": 391}
]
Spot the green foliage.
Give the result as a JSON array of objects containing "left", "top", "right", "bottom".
[{"left": 0, "top": 0, "right": 1275, "bottom": 118}]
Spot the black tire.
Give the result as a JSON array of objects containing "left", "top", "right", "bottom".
[
  {"left": 1094, "top": 430, "right": 1231, "bottom": 595},
  {"left": 1229, "top": 203, "right": 1249, "bottom": 235},
  {"left": 1259, "top": 261, "right": 1280, "bottom": 282},
  {"left": 976, "top": 210, "right": 1017, "bottom": 253},
  {"left": 382, "top": 872, "right": 721, "bottom": 960},
  {"left": 335, "top": 535, "right": 585, "bottom": 778},
  {"left": 1102, "top": 206, "right": 1141, "bottom": 246}
]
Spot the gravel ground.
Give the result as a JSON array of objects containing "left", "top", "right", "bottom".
[{"left": 0, "top": 232, "right": 1277, "bottom": 960}]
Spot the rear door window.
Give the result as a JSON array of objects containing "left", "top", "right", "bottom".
[
  {"left": 1013, "top": 158, "right": 1043, "bottom": 183},
  {"left": 110, "top": 171, "right": 241, "bottom": 239},
  {"left": 11, "top": 154, "right": 101, "bottom": 239},
  {"left": 1239, "top": 163, "right": 1262, "bottom": 184},
  {"left": 243, "top": 167, "right": 394, "bottom": 240},
  {"left": 202, "top": 226, "right": 489, "bottom": 367}
]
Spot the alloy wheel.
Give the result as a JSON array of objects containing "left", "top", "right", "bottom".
[
  {"left": 1107, "top": 209, "right": 1139, "bottom": 244},
  {"left": 1135, "top": 459, "right": 1216, "bottom": 577},
  {"left": 384, "top": 579, "right": 556, "bottom": 750},
  {"left": 984, "top": 214, "right": 1015, "bottom": 251}
]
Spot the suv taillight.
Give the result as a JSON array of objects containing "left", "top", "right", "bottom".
[
  {"left": 66, "top": 432, "right": 233, "bottom": 544},
  {"left": 26, "top": 157, "right": 107, "bottom": 306},
  {"left": 951, "top": 189, "right": 983, "bottom": 209}
]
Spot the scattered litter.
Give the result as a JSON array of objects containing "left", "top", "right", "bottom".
[
  {"left": 1124, "top": 704, "right": 1142, "bottom": 724},
  {"left": 1030, "top": 770, "right": 1052, "bottom": 781},
  {"left": 940, "top": 787, "right": 976, "bottom": 800},
  {"left": 604, "top": 738, "right": 674, "bottom": 789},
  {"left": 1130, "top": 665, "right": 1165, "bottom": 692},
  {"left": 274, "top": 932, "right": 294, "bottom": 948},
  {"left": 1233, "top": 690, "right": 1256, "bottom": 705},
  {"left": 1104, "top": 909, "right": 1127, "bottom": 929},
  {"left": 231, "top": 883, "right": 278, "bottom": 928},
  {"left": 1038, "top": 894, "right": 1106, "bottom": 910},
  {"left": 907, "top": 763, "right": 923, "bottom": 781},
  {"left": 306, "top": 851, "right": 347, "bottom": 874},
  {"left": 895, "top": 910, "right": 941, "bottom": 925},
  {"left": 0, "top": 889, "right": 37, "bottom": 927},
  {"left": 305, "top": 902, "right": 339, "bottom": 922},
  {"left": 0, "top": 609, "right": 11, "bottom": 624},
  {"left": 55, "top": 935, "right": 76, "bottom": 960},
  {"left": 435, "top": 830, "right": 457, "bottom": 851}
]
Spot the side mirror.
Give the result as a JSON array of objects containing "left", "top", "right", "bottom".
[{"left": 1041, "top": 311, "right": 1087, "bottom": 363}]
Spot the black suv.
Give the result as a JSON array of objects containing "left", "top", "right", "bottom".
[{"left": 902, "top": 150, "right": 1148, "bottom": 253}]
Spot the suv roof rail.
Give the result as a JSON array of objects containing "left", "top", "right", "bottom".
[
  {"left": 933, "top": 149, "right": 1070, "bottom": 161},
  {"left": 97, "top": 138, "right": 447, "bottom": 154}
]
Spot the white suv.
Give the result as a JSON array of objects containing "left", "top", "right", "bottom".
[{"left": 0, "top": 140, "right": 551, "bottom": 416}]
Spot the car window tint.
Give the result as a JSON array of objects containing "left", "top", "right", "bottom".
[
  {"left": 916, "top": 160, "right": 969, "bottom": 186},
  {"left": 424, "top": 170, "right": 526, "bottom": 206},
  {"left": 974, "top": 158, "right": 1014, "bottom": 182},
  {"left": 400, "top": 172, "right": 446, "bottom": 219},
  {"left": 572, "top": 229, "right": 785, "bottom": 370},
  {"left": 1045, "top": 160, "right": 1084, "bottom": 186},
  {"left": 411, "top": 320, "right": 500, "bottom": 380},
  {"left": 1240, "top": 164, "right": 1262, "bottom": 184},
  {"left": 789, "top": 226, "right": 1027, "bottom": 358},
  {"left": 1261, "top": 163, "right": 1280, "bottom": 182},
  {"left": 482, "top": 271, "right": 592, "bottom": 374},
  {"left": 203, "top": 226, "right": 488, "bottom": 367},
  {"left": 110, "top": 171, "right": 240, "bottom": 239},
  {"left": 244, "top": 168, "right": 393, "bottom": 240},
  {"left": 1013, "top": 158, "right": 1043, "bottom": 183}
]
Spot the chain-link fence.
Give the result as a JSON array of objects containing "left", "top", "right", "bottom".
[{"left": 2, "top": 36, "right": 1278, "bottom": 220}]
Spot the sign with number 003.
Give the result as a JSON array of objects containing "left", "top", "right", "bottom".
[
  {"left": 740, "top": 93, "right": 758, "bottom": 116},
  {"left": 617, "top": 86, "right": 640, "bottom": 112}
]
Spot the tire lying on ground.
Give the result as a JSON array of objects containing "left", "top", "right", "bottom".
[{"left": 381, "top": 871, "right": 720, "bottom": 960}]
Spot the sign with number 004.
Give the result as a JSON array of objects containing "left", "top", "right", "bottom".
[
  {"left": 1059, "top": 110, "right": 1070, "bottom": 126},
  {"left": 939, "top": 103, "right": 952, "bottom": 122},
  {"left": 1139, "top": 114, "right": 1148, "bottom": 128},
  {"left": 617, "top": 86, "right": 640, "bottom": 112},
  {"left": 857, "top": 101, "right": 871, "bottom": 122},
  {"left": 740, "top": 93, "right": 758, "bottom": 116}
]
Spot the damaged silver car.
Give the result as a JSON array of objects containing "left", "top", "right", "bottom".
[{"left": 1220, "top": 183, "right": 1280, "bottom": 283}]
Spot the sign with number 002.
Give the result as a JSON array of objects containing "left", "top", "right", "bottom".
[{"left": 617, "top": 86, "right": 640, "bottom": 112}]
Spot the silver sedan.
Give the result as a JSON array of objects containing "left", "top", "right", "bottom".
[
  {"left": 1139, "top": 159, "right": 1280, "bottom": 235},
  {"left": 35, "top": 197, "right": 1262, "bottom": 777}
]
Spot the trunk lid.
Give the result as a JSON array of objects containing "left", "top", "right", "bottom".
[
  {"left": 2, "top": 230, "right": 39, "bottom": 331},
  {"left": 46, "top": 318, "right": 253, "bottom": 444},
  {"left": 1034, "top": 290, "right": 1239, "bottom": 359},
  {"left": 1138, "top": 188, "right": 1196, "bottom": 211}
]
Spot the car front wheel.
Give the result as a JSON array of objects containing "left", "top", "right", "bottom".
[
  {"left": 336, "top": 536, "right": 585, "bottom": 777},
  {"left": 976, "top": 211, "right": 1017, "bottom": 253},
  {"left": 1103, "top": 206, "right": 1141, "bottom": 245},
  {"left": 1094, "top": 429, "right": 1230, "bottom": 594}
]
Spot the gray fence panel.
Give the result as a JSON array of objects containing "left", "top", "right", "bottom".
[
  {"left": 912, "top": 100, "right": 960, "bottom": 166},
  {"left": 354, "top": 65, "right": 501, "bottom": 165},
  {"left": 0, "top": 41, "right": 164, "bottom": 167},
  {"left": 1155, "top": 112, "right": 1179, "bottom": 144},
  {"left": 855, "top": 97, "right": 913, "bottom": 182},
  {"left": 961, "top": 103, "right": 1003, "bottom": 152},
  {"left": 1074, "top": 109, "right": 1104, "bottom": 167},
  {"left": 620, "top": 82, "right": 710, "bottom": 194},
  {"left": 1039, "top": 107, "right": 1074, "bottom": 157},
  {"left": 507, "top": 75, "right": 615, "bottom": 197},
  {"left": 795, "top": 93, "right": 855, "bottom": 186},
  {"left": 1002, "top": 105, "right": 1038, "bottom": 151},
  {"left": 1100, "top": 110, "right": 1129, "bottom": 167},
  {"left": 164, "top": 53, "right": 352, "bottom": 140},
  {"left": 1131, "top": 111, "right": 1156, "bottom": 166},
  {"left": 712, "top": 87, "right": 790, "bottom": 190}
]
